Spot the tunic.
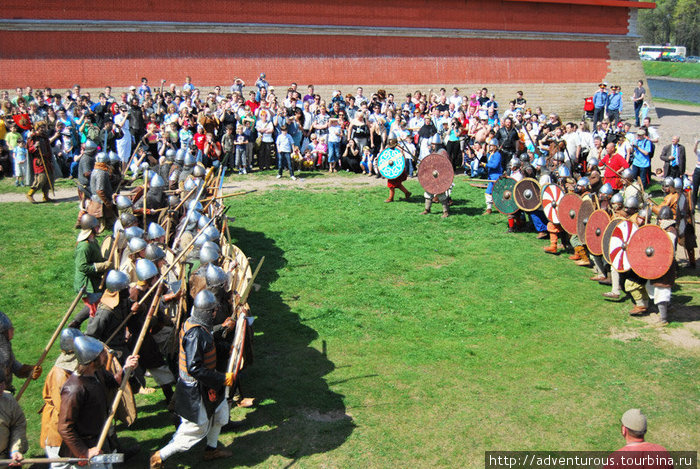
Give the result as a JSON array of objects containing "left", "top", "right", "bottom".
[{"left": 0, "top": 391, "right": 27, "bottom": 458}]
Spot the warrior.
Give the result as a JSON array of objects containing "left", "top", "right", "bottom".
[
  {"left": 75, "top": 140, "right": 99, "bottom": 228},
  {"left": 0, "top": 311, "right": 42, "bottom": 394},
  {"left": 482, "top": 139, "right": 503, "bottom": 215},
  {"left": 567, "top": 177, "right": 594, "bottom": 267},
  {"left": 40, "top": 328, "right": 82, "bottom": 468},
  {"left": 57, "top": 336, "right": 138, "bottom": 468},
  {"left": 646, "top": 206, "right": 677, "bottom": 326},
  {"left": 25, "top": 121, "right": 55, "bottom": 203},
  {"left": 149, "top": 291, "right": 234, "bottom": 468},
  {"left": 0, "top": 368, "right": 28, "bottom": 466},
  {"left": 88, "top": 152, "right": 116, "bottom": 233},
  {"left": 383, "top": 139, "right": 411, "bottom": 203},
  {"left": 602, "top": 193, "right": 632, "bottom": 300},
  {"left": 674, "top": 178, "right": 697, "bottom": 268},
  {"left": 73, "top": 214, "right": 112, "bottom": 325}
]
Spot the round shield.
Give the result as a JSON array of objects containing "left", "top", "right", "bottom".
[
  {"left": 514, "top": 178, "right": 542, "bottom": 212},
  {"left": 377, "top": 148, "right": 405, "bottom": 179},
  {"left": 557, "top": 193, "right": 583, "bottom": 235},
  {"left": 418, "top": 153, "right": 454, "bottom": 195},
  {"left": 602, "top": 218, "right": 624, "bottom": 264},
  {"left": 541, "top": 184, "right": 564, "bottom": 224},
  {"left": 608, "top": 220, "right": 639, "bottom": 273},
  {"left": 576, "top": 199, "right": 596, "bottom": 245},
  {"left": 493, "top": 177, "right": 518, "bottom": 215},
  {"left": 628, "top": 225, "right": 674, "bottom": 280},
  {"left": 585, "top": 210, "right": 611, "bottom": 256}
]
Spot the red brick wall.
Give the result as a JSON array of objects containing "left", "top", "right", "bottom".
[
  {"left": 0, "top": 31, "right": 610, "bottom": 88},
  {"left": 3, "top": 0, "right": 630, "bottom": 34}
]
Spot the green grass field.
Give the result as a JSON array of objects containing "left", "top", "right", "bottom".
[
  {"left": 0, "top": 180, "right": 698, "bottom": 468},
  {"left": 643, "top": 61, "right": 700, "bottom": 80}
]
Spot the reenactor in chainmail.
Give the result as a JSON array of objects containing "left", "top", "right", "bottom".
[
  {"left": 177, "top": 152, "right": 196, "bottom": 190},
  {"left": 159, "top": 149, "right": 176, "bottom": 183},
  {"left": 0, "top": 311, "right": 42, "bottom": 394},
  {"left": 88, "top": 152, "right": 116, "bottom": 233},
  {"left": 75, "top": 140, "right": 98, "bottom": 228},
  {"left": 168, "top": 150, "right": 185, "bottom": 191}
]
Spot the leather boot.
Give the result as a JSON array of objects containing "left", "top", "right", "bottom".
[
  {"left": 26, "top": 188, "right": 37, "bottom": 203},
  {"left": 575, "top": 247, "right": 592, "bottom": 266},
  {"left": 543, "top": 233, "right": 558, "bottom": 254},
  {"left": 568, "top": 245, "right": 582, "bottom": 260},
  {"left": 483, "top": 208, "right": 492, "bottom": 215},
  {"left": 203, "top": 446, "right": 233, "bottom": 461},
  {"left": 441, "top": 201, "right": 449, "bottom": 218},
  {"left": 421, "top": 198, "right": 431, "bottom": 215}
]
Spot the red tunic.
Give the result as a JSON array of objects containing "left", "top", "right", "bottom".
[
  {"left": 387, "top": 167, "right": 408, "bottom": 189},
  {"left": 600, "top": 151, "right": 629, "bottom": 190},
  {"left": 28, "top": 135, "right": 53, "bottom": 175}
]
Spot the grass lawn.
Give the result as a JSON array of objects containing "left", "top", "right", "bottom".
[
  {"left": 0, "top": 180, "right": 698, "bottom": 468},
  {"left": 643, "top": 61, "right": 700, "bottom": 80}
]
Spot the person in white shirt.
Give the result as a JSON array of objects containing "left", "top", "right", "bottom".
[{"left": 275, "top": 125, "right": 296, "bottom": 180}]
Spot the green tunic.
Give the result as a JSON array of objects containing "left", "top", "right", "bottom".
[{"left": 73, "top": 239, "right": 103, "bottom": 293}]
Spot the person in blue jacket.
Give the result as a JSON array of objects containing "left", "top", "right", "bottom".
[
  {"left": 483, "top": 138, "right": 503, "bottom": 215},
  {"left": 592, "top": 83, "right": 609, "bottom": 130},
  {"left": 606, "top": 85, "right": 623, "bottom": 126}
]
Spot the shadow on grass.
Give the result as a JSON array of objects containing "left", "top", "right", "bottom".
[{"left": 223, "top": 226, "right": 355, "bottom": 466}]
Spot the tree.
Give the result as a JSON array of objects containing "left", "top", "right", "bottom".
[
  {"left": 673, "top": 0, "right": 700, "bottom": 55},
  {"left": 638, "top": 0, "right": 700, "bottom": 55}
]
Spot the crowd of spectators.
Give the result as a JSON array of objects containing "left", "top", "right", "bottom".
[{"left": 0, "top": 74, "right": 692, "bottom": 196}]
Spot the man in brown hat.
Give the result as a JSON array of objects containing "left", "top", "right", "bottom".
[{"left": 604, "top": 409, "right": 672, "bottom": 468}]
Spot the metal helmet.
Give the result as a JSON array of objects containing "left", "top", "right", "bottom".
[
  {"left": 534, "top": 156, "right": 546, "bottom": 169},
  {"left": 168, "top": 195, "right": 180, "bottom": 208},
  {"left": 139, "top": 161, "right": 150, "bottom": 172},
  {"left": 144, "top": 244, "right": 166, "bottom": 262},
  {"left": 73, "top": 335, "right": 105, "bottom": 365},
  {"left": 519, "top": 153, "right": 529, "bottom": 163},
  {"left": 553, "top": 153, "right": 565, "bottom": 163},
  {"left": 135, "top": 259, "right": 158, "bottom": 282},
  {"left": 147, "top": 222, "right": 166, "bottom": 240},
  {"left": 84, "top": 139, "right": 98, "bottom": 153},
  {"left": 59, "top": 328, "right": 83, "bottom": 353},
  {"left": 188, "top": 200, "right": 203, "bottom": 212},
  {"left": 95, "top": 151, "right": 108, "bottom": 163},
  {"left": 658, "top": 205, "right": 673, "bottom": 220},
  {"left": 108, "top": 151, "right": 120, "bottom": 165},
  {"left": 199, "top": 245, "right": 220, "bottom": 265},
  {"left": 151, "top": 173, "right": 166, "bottom": 189},
  {"left": 120, "top": 212, "right": 138, "bottom": 229},
  {"left": 104, "top": 269, "right": 130, "bottom": 292},
  {"left": 205, "top": 264, "right": 228, "bottom": 288},
  {"left": 183, "top": 153, "right": 196, "bottom": 167},
  {"left": 197, "top": 215, "right": 211, "bottom": 230},
  {"left": 184, "top": 178, "right": 196, "bottom": 193},
  {"left": 599, "top": 183, "right": 614, "bottom": 197},
  {"left": 175, "top": 148, "right": 185, "bottom": 165},
  {"left": 203, "top": 225, "right": 220, "bottom": 241},
  {"left": 115, "top": 195, "right": 133, "bottom": 211},
  {"left": 201, "top": 240, "right": 221, "bottom": 255},
  {"left": 165, "top": 148, "right": 177, "bottom": 159},
  {"left": 662, "top": 177, "right": 674, "bottom": 188},
  {"left": 557, "top": 166, "right": 571, "bottom": 178},
  {"left": 637, "top": 208, "right": 649, "bottom": 220},
  {"left": 185, "top": 211, "right": 202, "bottom": 232},
  {"left": 576, "top": 177, "right": 590, "bottom": 188},
  {"left": 673, "top": 178, "right": 683, "bottom": 191},
  {"left": 488, "top": 138, "right": 499, "bottom": 147},
  {"left": 621, "top": 168, "right": 635, "bottom": 181},
  {"left": 193, "top": 231, "right": 210, "bottom": 248},
  {"left": 193, "top": 290, "right": 217, "bottom": 313},
  {"left": 611, "top": 193, "right": 624, "bottom": 205},
  {"left": 128, "top": 237, "right": 148, "bottom": 254},
  {"left": 624, "top": 196, "right": 640, "bottom": 210},
  {"left": 192, "top": 165, "right": 206, "bottom": 178},
  {"left": 587, "top": 157, "right": 599, "bottom": 168},
  {"left": 80, "top": 214, "right": 99, "bottom": 231},
  {"left": 124, "top": 226, "right": 144, "bottom": 241},
  {"left": 509, "top": 158, "right": 521, "bottom": 169},
  {"left": 0, "top": 311, "right": 13, "bottom": 333}
]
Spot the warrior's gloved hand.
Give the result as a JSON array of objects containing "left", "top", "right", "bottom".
[
  {"left": 31, "top": 364, "right": 42, "bottom": 380},
  {"left": 224, "top": 372, "right": 235, "bottom": 387},
  {"left": 93, "top": 260, "right": 112, "bottom": 273},
  {"left": 222, "top": 317, "right": 236, "bottom": 332}
]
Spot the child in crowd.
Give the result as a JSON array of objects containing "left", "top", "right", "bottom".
[
  {"left": 360, "top": 146, "right": 372, "bottom": 175},
  {"left": 234, "top": 125, "right": 249, "bottom": 174},
  {"left": 12, "top": 139, "right": 27, "bottom": 186},
  {"left": 221, "top": 124, "right": 235, "bottom": 170},
  {"left": 313, "top": 135, "right": 328, "bottom": 170}
]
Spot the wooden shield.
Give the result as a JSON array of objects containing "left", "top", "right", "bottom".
[
  {"left": 514, "top": 178, "right": 541, "bottom": 211},
  {"left": 105, "top": 352, "right": 137, "bottom": 426},
  {"left": 628, "top": 225, "right": 674, "bottom": 279},
  {"left": 541, "top": 184, "right": 564, "bottom": 224},
  {"left": 602, "top": 218, "right": 624, "bottom": 264},
  {"left": 418, "top": 153, "right": 454, "bottom": 195},
  {"left": 229, "top": 312, "right": 248, "bottom": 383},
  {"left": 608, "top": 220, "right": 639, "bottom": 273},
  {"left": 576, "top": 199, "right": 596, "bottom": 245},
  {"left": 377, "top": 148, "right": 405, "bottom": 179},
  {"left": 557, "top": 193, "right": 583, "bottom": 235},
  {"left": 585, "top": 210, "right": 611, "bottom": 256},
  {"left": 493, "top": 177, "right": 518, "bottom": 215}
]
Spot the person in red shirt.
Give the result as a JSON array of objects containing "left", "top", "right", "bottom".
[
  {"left": 244, "top": 91, "right": 259, "bottom": 115},
  {"left": 599, "top": 142, "right": 629, "bottom": 190},
  {"left": 605, "top": 409, "right": 673, "bottom": 469}
]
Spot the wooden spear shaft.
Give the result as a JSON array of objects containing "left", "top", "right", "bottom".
[
  {"left": 98, "top": 231, "right": 121, "bottom": 290},
  {"left": 15, "top": 286, "right": 86, "bottom": 402},
  {"left": 95, "top": 287, "right": 164, "bottom": 452}
]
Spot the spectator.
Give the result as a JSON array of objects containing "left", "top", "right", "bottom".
[{"left": 604, "top": 409, "right": 672, "bottom": 469}]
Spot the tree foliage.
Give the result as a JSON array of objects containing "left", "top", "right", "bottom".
[{"left": 638, "top": 0, "right": 700, "bottom": 55}]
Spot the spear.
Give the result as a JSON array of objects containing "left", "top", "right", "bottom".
[
  {"left": 36, "top": 145, "right": 55, "bottom": 197},
  {"left": 15, "top": 287, "right": 86, "bottom": 402},
  {"left": 98, "top": 231, "right": 121, "bottom": 290},
  {"left": 0, "top": 454, "right": 124, "bottom": 466}
]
